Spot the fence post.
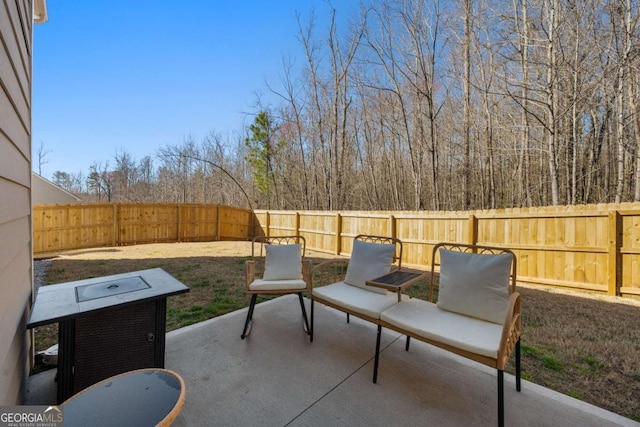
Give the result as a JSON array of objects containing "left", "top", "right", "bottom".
[
  {"left": 265, "top": 211, "right": 270, "bottom": 237},
  {"left": 295, "top": 211, "right": 300, "bottom": 236},
  {"left": 177, "top": 205, "right": 182, "bottom": 242},
  {"left": 249, "top": 209, "right": 254, "bottom": 240},
  {"left": 468, "top": 214, "right": 478, "bottom": 245},
  {"left": 607, "top": 211, "right": 622, "bottom": 296},
  {"left": 215, "top": 205, "right": 220, "bottom": 241},
  {"left": 335, "top": 213, "right": 342, "bottom": 255},
  {"left": 388, "top": 214, "right": 396, "bottom": 239},
  {"left": 112, "top": 204, "right": 118, "bottom": 247}
]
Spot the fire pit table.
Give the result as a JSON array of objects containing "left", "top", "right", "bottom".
[{"left": 27, "top": 268, "right": 189, "bottom": 403}]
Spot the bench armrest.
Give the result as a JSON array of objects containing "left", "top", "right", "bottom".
[
  {"left": 245, "top": 260, "right": 255, "bottom": 291},
  {"left": 311, "top": 259, "right": 350, "bottom": 289},
  {"left": 497, "top": 291, "right": 521, "bottom": 370},
  {"left": 302, "top": 259, "right": 313, "bottom": 291}
]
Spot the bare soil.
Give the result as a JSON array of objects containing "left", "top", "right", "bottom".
[{"left": 34, "top": 242, "right": 640, "bottom": 421}]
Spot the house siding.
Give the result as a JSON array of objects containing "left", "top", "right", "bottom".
[
  {"left": 0, "top": 0, "right": 34, "bottom": 404},
  {"left": 32, "top": 173, "right": 81, "bottom": 204}
]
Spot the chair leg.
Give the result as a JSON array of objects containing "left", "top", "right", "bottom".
[
  {"left": 310, "top": 299, "right": 314, "bottom": 343},
  {"left": 298, "top": 293, "right": 310, "bottom": 335},
  {"left": 241, "top": 294, "right": 257, "bottom": 339},
  {"left": 516, "top": 338, "right": 521, "bottom": 392},
  {"left": 373, "top": 325, "right": 382, "bottom": 384},
  {"left": 498, "top": 369, "right": 504, "bottom": 427},
  {"left": 347, "top": 313, "right": 350, "bottom": 323},
  {"left": 405, "top": 336, "right": 411, "bottom": 351}
]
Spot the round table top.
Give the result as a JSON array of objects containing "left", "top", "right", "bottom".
[{"left": 62, "top": 368, "right": 185, "bottom": 427}]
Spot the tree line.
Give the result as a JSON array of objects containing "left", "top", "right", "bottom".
[{"left": 47, "top": 0, "right": 640, "bottom": 211}]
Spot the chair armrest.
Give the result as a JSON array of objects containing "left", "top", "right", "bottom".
[
  {"left": 245, "top": 260, "right": 255, "bottom": 291},
  {"left": 311, "top": 259, "right": 350, "bottom": 289},
  {"left": 302, "top": 259, "right": 313, "bottom": 290},
  {"left": 497, "top": 291, "right": 521, "bottom": 370}
]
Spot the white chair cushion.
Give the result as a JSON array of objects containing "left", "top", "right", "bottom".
[
  {"left": 344, "top": 240, "right": 395, "bottom": 295},
  {"left": 436, "top": 249, "right": 512, "bottom": 324},
  {"left": 381, "top": 299, "right": 503, "bottom": 358},
  {"left": 312, "top": 282, "right": 407, "bottom": 319},
  {"left": 263, "top": 244, "right": 302, "bottom": 280},
  {"left": 249, "top": 279, "right": 307, "bottom": 291}
]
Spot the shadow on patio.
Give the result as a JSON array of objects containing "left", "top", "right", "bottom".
[{"left": 26, "top": 295, "right": 636, "bottom": 426}]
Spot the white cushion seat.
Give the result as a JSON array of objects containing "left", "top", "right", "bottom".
[
  {"left": 381, "top": 298, "right": 503, "bottom": 358},
  {"left": 249, "top": 279, "right": 308, "bottom": 292},
  {"left": 312, "top": 281, "right": 408, "bottom": 320}
]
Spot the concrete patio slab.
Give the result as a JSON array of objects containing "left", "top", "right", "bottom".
[{"left": 26, "top": 295, "right": 637, "bottom": 426}]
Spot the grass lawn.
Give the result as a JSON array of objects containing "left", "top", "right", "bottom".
[{"left": 34, "top": 241, "right": 640, "bottom": 421}]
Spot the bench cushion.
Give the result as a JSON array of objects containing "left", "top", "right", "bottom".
[
  {"left": 437, "top": 249, "right": 512, "bottom": 324},
  {"left": 312, "top": 282, "right": 406, "bottom": 319},
  {"left": 381, "top": 298, "right": 503, "bottom": 358},
  {"left": 249, "top": 279, "right": 307, "bottom": 291},
  {"left": 263, "top": 244, "right": 302, "bottom": 280},
  {"left": 344, "top": 240, "right": 395, "bottom": 295}
]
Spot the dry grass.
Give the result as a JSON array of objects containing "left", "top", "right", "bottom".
[{"left": 34, "top": 242, "right": 640, "bottom": 421}]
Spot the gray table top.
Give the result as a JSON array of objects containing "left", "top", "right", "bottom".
[
  {"left": 27, "top": 268, "right": 189, "bottom": 328},
  {"left": 62, "top": 368, "right": 185, "bottom": 427}
]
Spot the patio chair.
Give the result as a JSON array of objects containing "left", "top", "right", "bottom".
[
  {"left": 241, "top": 235, "right": 312, "bottom": 339},
  {"left": 309, "top": 235, "right": 403, "bottom": 352}
]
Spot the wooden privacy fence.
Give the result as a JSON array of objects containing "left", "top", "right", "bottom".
[
  {"left": 34, "top": 202, "right": 640, "bottom": 297},
  {"left": 254, "top": 203, "right": 640, "bottom": 298},
  {"left": 33, "top": 203, "right": 253, "bottom": 254}
]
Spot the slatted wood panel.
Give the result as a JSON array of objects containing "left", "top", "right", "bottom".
[
  {"left": 217, "top": 205, "right": 251, "bottom": 240},
  {"left": 179, "top": 204, "right": 217, "bottom": 241},
  {"left": 255, "top": 204, "right": 640, "bottom": 297},
  {"left": 33, "top": 204, "right": 115, "bottom": 252},
  {"left": 33, "top": 204, "right": 253, "bottom": 253},
  {"left": 395, "top": 213, "right": 469, "bottom": 267},
  {"left": 620, "top": 211, "right": 640, "bottom": 295},
  {"left": 263, "top": 210, "right": 298, "bottom": 236},
  {"left": 118, "top": 204, "right": 179, "bottom": 245},
  {"left": 339, "top": 213, "right": 391, "bottom": 256},
  {"left": 298, "top": 212, "right": 338, "bottom": 254}
]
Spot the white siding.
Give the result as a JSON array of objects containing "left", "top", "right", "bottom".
[
  {"left": 32, "top": 173, "right": 81, "bottom": 204},
  {"left": 0, "top": 0, "right": 34, "bottom": 405}
]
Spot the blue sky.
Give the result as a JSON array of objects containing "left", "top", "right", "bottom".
[{"left": 32, "top": 1, "right": 357, "bottom": 179}]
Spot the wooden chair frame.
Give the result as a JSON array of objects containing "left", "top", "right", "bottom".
[
  {"left": 379, "top": 242, "right": 521, "bottom": 427},
  {"left": 241, "top": 235, "right": 312, "bottom": 339},
  {"left": 309, "top": 234, "right": 403, "bottom": 341}
]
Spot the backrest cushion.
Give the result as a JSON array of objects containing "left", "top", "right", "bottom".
[
  {"left": 436, "top": 249, "right": 512, "bottom": 324},
  {"left": 344, "top": 240, "right": 395, "bottom": 294},
  {"left": 263, "top": 244, "right": 302, "bottom": 280}
]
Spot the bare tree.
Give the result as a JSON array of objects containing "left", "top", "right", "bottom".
[{"left": 36, "top": 141, "right": 51, "bottom": 176}]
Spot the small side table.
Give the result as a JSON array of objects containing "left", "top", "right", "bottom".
[
  {"left": 366, "top": 270, "right": 426, "bottom": 301},
  {"left": 62, "top": 368, "right": 186, "bottom": 427}
]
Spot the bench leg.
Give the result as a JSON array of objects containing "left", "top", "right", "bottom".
[
  {"left": 298, "top": 293, "right": 311, "bottom": 335},
  {"left": 310, "top": 299, "right": 314, "bottom": 342},
  {"left": 373, "top": 325, "right": 382, "bottom": 384},
  {"left": 498, "top": 369, "right": 504, "bottom": 427},
  {"left": 516, "top": 339, "right": 521, "bottom": 392},
  {"left": 405, "top": 336, "right": 411, "bottom": 351},
  {"left": 241, "top": 294, "right": 258, "bottom": 339},
  {"left": 347, "top": 313, "right": 350, "bottom": 323}
]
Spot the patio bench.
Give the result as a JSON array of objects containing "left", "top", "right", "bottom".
[
  {"left": 310, "top": 235, "right": 404, "bottom": 382},
  {"left": 310, "top": 238, "right": 521, "bottom": 426},
  {"left": 378, "top": 242, "right": 521, "bottom": 427}
]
